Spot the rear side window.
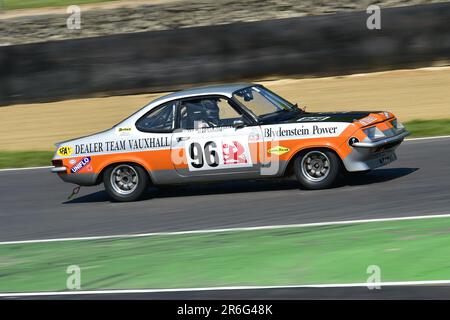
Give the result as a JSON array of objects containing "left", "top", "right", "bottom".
[{"left": 136, "top": 102, "right": 176, "bottom": 133}]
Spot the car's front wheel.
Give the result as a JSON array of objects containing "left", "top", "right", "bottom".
[
  {"left": 104, "top": 163, "right": 149, "bottom": 202},
  {"left": 294, "top": 149, "right": 340, "bottom": 190}
]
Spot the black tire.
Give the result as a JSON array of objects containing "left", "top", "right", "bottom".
[
  {"left": 294, "top": 149, "right": 340, "bottom": 190},
  {"left": 103, "top": 163, "right": 149, "bottom": 202}
]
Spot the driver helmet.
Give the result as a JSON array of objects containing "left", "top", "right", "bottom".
[{"left": 202, "top": 99, "right": 220, "bottom": 124}]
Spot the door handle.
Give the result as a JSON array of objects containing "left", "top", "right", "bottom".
[{"left": 176, "top": 136, "right": 190, "bottom": 142}]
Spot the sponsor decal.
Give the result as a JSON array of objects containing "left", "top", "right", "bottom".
[
  {"left": 74, "top": 137, "right": 170, "bottom": 155},
  {"left": 104, "top": 140, "right": 127, "bottom": 152},
  {"left": 185, "top": 137, "right": 252, "bottom": 171},
  {"left": 264, "top": 125, "right": 338, "bottom": 138},
  {"left": 297, "top": 116, "right": 330, "bottom": 122},
  {"left": 69, "top": 159, "right": 77, "bottom": 165},
  {"left": 70, "top": 157, "right": 91, "bottom": 173},
  {"left": 185, "top": 126, "right": 232, "bottom": 133},
  {"left": 359, "top": 116, "right": 378, "bottom": 126},
  {"left": 126, "top": 137, "right": 170, "bottom": 150},
  {"left": 57, "top": 146, "right": 73, "bottom": 157},
  {"left": 223, "top": 141, "right": 248, "bottom": 165},
  {"left": 75, "top": 142, "right": 104, "bottom": 154},
  {"left": 117, "top": 127, "right": 132, "bottom": 136},
  {"left": 268, "top": 146, "right": 290, "bottom": 155}
]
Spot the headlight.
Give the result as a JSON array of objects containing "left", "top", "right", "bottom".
[
  {"left": 391, "top": 119, "right": 405, "bottom": 131},
  {"left": 363, "top": 126, "right": 385, "bottom": 140}
]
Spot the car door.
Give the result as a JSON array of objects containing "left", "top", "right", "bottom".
[{"left": 171, "top": 96, "right": 263, "bottom": 179}]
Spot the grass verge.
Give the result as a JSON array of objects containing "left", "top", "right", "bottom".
[
  {"left": 2, "top": 0, "right": 115, "bottom": 10},
  {"left": 1, "top": 216, "right": 450, "bottom": 292},
  {"left": 0, "top": 151, "right": 53, "bottom": 169},
  {"left": 404, "top": 119, "right": 450, "bottom": 138}
]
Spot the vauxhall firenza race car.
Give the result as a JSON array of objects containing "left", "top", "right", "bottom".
[{"left": 52, "top": 84, "right": 409, "bottom": 201}]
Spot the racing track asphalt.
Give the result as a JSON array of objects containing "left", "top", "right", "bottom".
[{"left": 0, "top": 137, "right": 449, "bottom": 242}]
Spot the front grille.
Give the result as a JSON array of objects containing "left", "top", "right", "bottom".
[{"left": 374, "top": 140, "right": 402, "bottom": 153}]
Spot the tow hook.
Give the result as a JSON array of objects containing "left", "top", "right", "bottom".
[{"left": 68, "top": 186, "right": 81, "bottom": 200}]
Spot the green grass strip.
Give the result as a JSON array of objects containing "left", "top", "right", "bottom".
[
  {"left": 0, "top": 151, "right": 53, "bottom": 169},
  {"left": 404, "top": 119, "right": 450, "bottom": 138},
  {"left": 1, "top": 217, "right": 450, "bottom": 293}
]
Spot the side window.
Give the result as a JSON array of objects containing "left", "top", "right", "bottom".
[
  {"left": 136, "top": 102, "right": 176, "bottom": 132},
  {"left": 179, "top": 97, "right": 244, "bottom": 130}
]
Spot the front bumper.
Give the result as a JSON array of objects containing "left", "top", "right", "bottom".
[
  {"left": 351, "top": 131, "right": 410, "bottom": 148},
  {"left": 342, "top": 130, "right": 410, "bottom": 172}
]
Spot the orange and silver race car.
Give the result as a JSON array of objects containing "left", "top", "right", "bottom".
[{"left": 51, "top": 84, "right": 409, "bottom": 201}]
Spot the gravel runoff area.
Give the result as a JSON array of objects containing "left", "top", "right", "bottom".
[{"left": 0, "top": 0, "right": 444, "bottom": 46}]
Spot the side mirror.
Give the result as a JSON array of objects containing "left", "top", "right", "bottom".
[{"left": 233, "top": 119, "right": 245, "bottom": 129}]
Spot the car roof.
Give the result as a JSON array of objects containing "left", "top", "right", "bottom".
[
  {"left": 120, "top": 83, "right": 258, "bottom": 124},
  {"left": 152, "top": 83, "right": 255, "bottom": 104}
]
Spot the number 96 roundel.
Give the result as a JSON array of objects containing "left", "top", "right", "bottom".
[{"left": 186, "top": 137, "right": 253, "bottom": 171}]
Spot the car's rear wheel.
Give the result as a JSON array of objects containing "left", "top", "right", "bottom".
[
  {"left": 104, "top": 163, "right": 149, "bottom": 202},
  {"left": 294, "top": 149, "right": 340, "bottom": 190}
]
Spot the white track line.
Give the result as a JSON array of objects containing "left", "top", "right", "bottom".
[
  {"left": 2, "top": 213, "right": 450, "bottom": 246},
  {"left": 0, "top": 165, "right": 52, "bottom": 172},
  {"left": 405, "top": 135, "right": 450, "bottom": 141},
  {"left": 2, "top": 280, "right": 450, "bottom": 297}
]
